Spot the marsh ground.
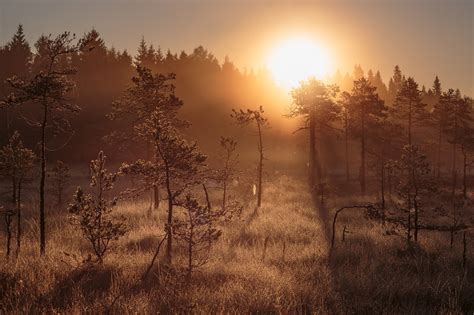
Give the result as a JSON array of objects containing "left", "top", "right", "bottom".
[{"left": 0, "top": 174, "right": 473, "bottom": 314}]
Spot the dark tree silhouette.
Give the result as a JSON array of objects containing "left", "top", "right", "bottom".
[
  {"left": 441, "top": 90, "right": 473, "bottom": 196},
  {"left": 394, "top": 145, "right": 434, "bottom": 243},
  {"left": 347, "top": 78, "right": 386, "bottom": 195},
  {"left": 0, "top": 25, "right": 32, "bottom": 142},
  {"left": 109, "top": 66, "right": 184, "bottom": 210},
  {"left": 0, "top": 131, "right": 35, "bottom": 255},
  {"left": 368, "top": 118, "right": 402, "bottom": 209},
  {"left": 174, "top": 195, "right": 221, "bottom": 279},
  {"left": 2, "top": 32, "right": 89, "bottom": 255},
  {"left": 391, "top": 77, "right": 427, "bottom": 148},
  {"left": 387, "top": 65, "right": 404, "bottom": 105},
  {"left": 290, "top": 78, "right": 339, "bottom": 190},
  {"left": 122, "top": 112, "right": 207, "bottom": 263},
  {"left": 429, "top": 76, "right": 447, "bottom": 178},
  {"left": 68, "top": 151, "right": 128, "bottom": 263},
  {"left": 338, "top": 91, "right": 351, "bottom": 181}
]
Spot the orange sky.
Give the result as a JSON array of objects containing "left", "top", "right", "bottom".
[{"left": 1, "top": 0, "right": 472, "bottom": 95}]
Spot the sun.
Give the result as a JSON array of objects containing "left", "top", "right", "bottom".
[{"left": 267, "top": 37, "right": 332, "bottom": 89}]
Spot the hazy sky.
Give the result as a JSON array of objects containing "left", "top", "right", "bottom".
[{"left": 0, "top": 0, "right": 472, "bottom": 95}]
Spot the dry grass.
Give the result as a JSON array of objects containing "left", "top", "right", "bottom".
[{"left": 0, "top": 175, "right": 473, "bottom": 314}]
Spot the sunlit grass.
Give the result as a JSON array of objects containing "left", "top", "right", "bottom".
[{"left": 0, "top": 175, "right": 472, "bottom": 313}]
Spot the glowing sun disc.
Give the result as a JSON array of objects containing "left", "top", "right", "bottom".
[{"left": 267, "top": 37, "right": 332, "bottom": 89}]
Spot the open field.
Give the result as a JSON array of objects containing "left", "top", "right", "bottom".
[{"left": 1, "top": 174, "right": 472, "bottom": 314}]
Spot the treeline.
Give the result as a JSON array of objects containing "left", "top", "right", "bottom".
[
  {"left": 0, "top": 25, "right": 288, "bottom": 163},
  {"left": 1, "top": 25, "right": 446, "bottom": 165}
]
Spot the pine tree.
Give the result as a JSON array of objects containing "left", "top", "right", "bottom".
[
  {"left": 441, "top": 90, "right": 473, "bottom": 196},
  {"left": 338, "top": 91, "right": 352, "bottom": 181},
  {"left": 0, "top": 131, "right": 35, "bottom": 255},
  {"left": 134, "top": 37, "right": 156, "bottom": 70},
  {"left": 68, "top": 151, "right": 128, "bottom": 263},
  {"left": 387, "top": 65, "right": 404, "bottom": 105},
  {"left": 0, "top": 25, "right": 32, "bottom": 143},
  {"left": 393, "top": 145, "right": 434, "bottom": 243},
  {"left": 353, "top": 64, "right": 364, "bottom": 80},
  {"left": 173, "top": 195, "right": 221, "bottom": 279},
  {"left": 290, "top": 78, "right": 339, "bottom": 190},
  {"left": 433, "top": 76, "right": 442, "bottom": 97},
  {"left": 428, "top": 76, "right": 449, "bottom": 178},
  {"left": 372, "top": 71, "right": 388, "bottom": 101},
  {"left": 347, "top": 78, "right": 387, "bottom": 195},
  {"left": 5, "top": 25, "right": 32, "bottom": 77},
  {"left": 109, "top": 66, "right": 184, "bottom": 209},
  {"left": 367, "top": 69, "right": 374, "bottom": 83},
  {"left": 2, "top": 32, "right": 89, "bottom": 255},
  {"left": 391, "top": 77, "right": 427, "bottom": 148}
]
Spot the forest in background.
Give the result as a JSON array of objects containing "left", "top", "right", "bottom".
[{"left": 0, "top": 25, "right": 451, "bottom": 168}]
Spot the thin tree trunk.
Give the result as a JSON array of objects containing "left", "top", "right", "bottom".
[
  {"left": 187, "top": 225, "right": 193, "bottom": 280},
  {"left": 202, "top": 183, "right": 213, "bottom": 248},
  {"left": 413, "top": 195, "right": 419, "bottom": 243},
  {"left": 39, "top": 105, "right": 47, "bottom": 256},
  {"left": 309, "top": 108, "right": 316, "bottom": 189},
  {"left": 380, "top": 158, "right": 385, "bottom": 210},
  {"left": 407, "top": 208, "right": 411, "bottom": 244},
  {"left": 462, "top": 231, "right": 467, "bottom": 270},
  {"left": 360, "top": 109, "right": 366, "bottom": 196},
  {"left": 164, "top": 162, "right": 173, "bottom": 264},
  {"left": 437, "top": 123, "right": 442, "bottom": 178},
  {"left": 345, "top": 115, "right": 349, "bottom": 181},
  {"left": 152, "top": 143, "right": 160, "bottom": 209},
  {"left": 452, "top": 142, "right": 457, "bottom": 197},
  {"left": 222, "top": 181, "right": 227, "bottom": 210},
  {"left": 450, "top": 228, "right": 455, "bottom": 248},
  {"left": 257, "top": 120, "right": 263, "bottom": 207},
  {"left": 12, "top": 177, "right": 16, "bottom": 204},
  {"left": 5, "top": 213, "right": 12, "bottom": 258},
  {"left": 408, "top": 101, "right": 412, "bottom": 148},
  {"left": 142, "top": 233, "right": 167, "bottom": 281},
  {"left": 153, "top": 186, "right": 160, "bottom": 209},
  {"left": 462, "top": 148, "right": 467, "bottom": 199},
  {"left": 16, "top": 179, "right": 22, "bottom": 256}
]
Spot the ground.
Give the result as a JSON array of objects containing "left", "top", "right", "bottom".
[{"left": 0, "top": 174, "right": 473, "bottom": 314}]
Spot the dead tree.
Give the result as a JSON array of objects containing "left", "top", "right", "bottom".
[
  {"left": 231, "top": 106, "right": 268, "bottom": 207},
  {"left": 217, "top": 136, "right": 238, "bottom": 211},
  {"left": 331, "top": 205, "right": 375, "bottom": 250}
]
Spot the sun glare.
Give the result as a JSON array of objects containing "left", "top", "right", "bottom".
[{"left": 267, "top": 37, "right": 332, "bottom": 89}]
